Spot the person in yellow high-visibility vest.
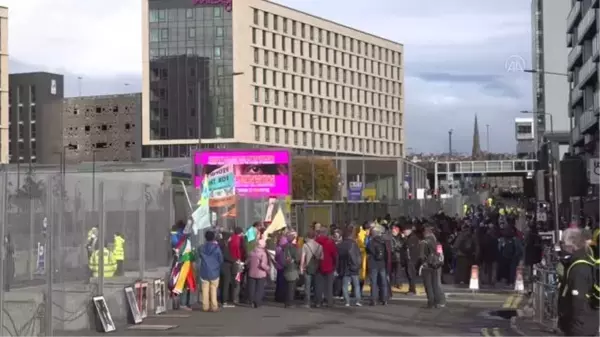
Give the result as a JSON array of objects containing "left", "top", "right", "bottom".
[
  {"left": 112, "top": 232, "right": 125, "bottom": 276},
  {"left": 89, "top": 245, "right": 117, "bottom": 278}
]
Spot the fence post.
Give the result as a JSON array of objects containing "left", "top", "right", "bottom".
[
  {"left": 138, "top": 184, "right": 147, "bottom": 280},
  {"left": 45, "top": 175, "right": 54, "bottom": 336},
  {"left": 98, "top": 181, "right": 105, "bottom": 295},
  {"left": 29, "top": 192, "right": 35, "bottom": 280}
]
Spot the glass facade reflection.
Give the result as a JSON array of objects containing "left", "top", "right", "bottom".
[{"left": 147, "top": 1, "right": 234, "bottom": 156}]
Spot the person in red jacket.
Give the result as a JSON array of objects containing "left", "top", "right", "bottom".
[
  {"left": 225, "top": 227, "right": 245, "bottom": 306},
  {"left": 315, "top": 228, "right": 339, "bottom": 307}
]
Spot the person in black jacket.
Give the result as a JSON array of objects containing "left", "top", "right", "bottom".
[
  {"left": 419, "top": 226, "right": 446, "bottom": 308},
  {"left": 401, "top": 224, "right": 420, "bottom": 295},
  {"left": 337, "top": 225, "right": 362, "bottom": 306},
  {"left": 390, "top": 224, "right": 404, "bottom": 289},
  {"left": 218, "top": 231, "right": 237, "bottom": 307},
  {"left": 366, "top": 227, "right": 389, "bottom": 305},
  {"left": 557, "top": 228, "right": 599, "bottom": 336}
]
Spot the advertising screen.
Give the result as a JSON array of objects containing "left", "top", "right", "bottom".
[{"left": 194, "top": 150, "right": 291, "bottom": 197}]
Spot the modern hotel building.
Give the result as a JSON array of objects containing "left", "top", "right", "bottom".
[{"left": 141, "top": 0, "right": 404, "bottom": 158}]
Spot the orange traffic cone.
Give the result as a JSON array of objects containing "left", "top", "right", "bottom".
[{"left": 469, "top": 265, "right": 479, "bottom": 291}]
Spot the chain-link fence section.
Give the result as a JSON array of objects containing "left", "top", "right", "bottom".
[{"left": 0, "top": 167, "right": 174, "bottom": 336}]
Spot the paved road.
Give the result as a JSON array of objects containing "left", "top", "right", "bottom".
[{"left": 59, "top": 292, "right": 523, "bottom": 336}]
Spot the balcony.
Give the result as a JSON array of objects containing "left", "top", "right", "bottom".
[
  {"left": 568, "top": 44, "right": 583, "bottom": 71},
  {"left": 594, "top": 35, "right": 600, "bottom": 62},
  {"left": 567, "top": 1, "right": 582, "bottom": 33},
  {"left": 571, "top": 88, "right": 584, "bottom": 106},
  {"left": 577, "top": 8, "right": 597, "bottom": 44},
  {"left": 572, "top": 122, "right": 583, "bottom": 145},
  {"left": 580, "top": 105, "right": 598, "bottom": 133},
  {"left": 577, "top": 56, "right": 598, "bottom": 88}
]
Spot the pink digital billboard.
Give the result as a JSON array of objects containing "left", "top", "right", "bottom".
[{"left": 194, "top": 150, "right": 291, "bottom": 197}]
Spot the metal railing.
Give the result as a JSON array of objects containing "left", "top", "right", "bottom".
[{"left": 531, "top": 264, "right": 559, "bottom": 330}]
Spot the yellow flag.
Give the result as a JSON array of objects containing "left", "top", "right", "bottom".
[{"left": 264, "top": 209, "right": 286, "bottom": 237}]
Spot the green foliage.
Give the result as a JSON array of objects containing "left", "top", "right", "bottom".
[
  {"left": 292, "top": 158, "right": 339, "bottom": 200},
  {"left": 11, "top": 172, "right": 45, "bottom": 211}
]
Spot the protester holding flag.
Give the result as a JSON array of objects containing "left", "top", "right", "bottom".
[{"left": 169, "top": 220, "right": 197, "bottom": 307}]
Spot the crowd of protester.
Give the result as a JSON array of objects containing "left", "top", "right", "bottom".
[{"left": 170, "top": 201, "right": 547, "bottom": 313}]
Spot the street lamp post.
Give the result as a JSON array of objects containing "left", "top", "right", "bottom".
[
  {"left": 310, "top": 115, "right": 318, "bottom": 200},
  {"left": 521, "top": 109, "right": 559, "bottom": 240}
]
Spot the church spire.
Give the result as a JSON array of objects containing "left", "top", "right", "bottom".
[{"left": 472, "top": 114, "right": 482, "bottom": 159}]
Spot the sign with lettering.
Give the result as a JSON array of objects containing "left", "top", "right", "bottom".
[
  {"left": 588, "top": 158, "right": 599, "bottom": 185},
  {"left": 208, "top": 164, "right": 235, "bottom": 191},
  {"left": 193, "top": 0, "right": 232, "bottom": 12}
]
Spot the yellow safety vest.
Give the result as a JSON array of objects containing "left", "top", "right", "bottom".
[
  {"left": 89, "top": 248, "right": 117, "bottom": 278},
  {"left": 113, "top": 235, "right": 125, "bottom": 261}
]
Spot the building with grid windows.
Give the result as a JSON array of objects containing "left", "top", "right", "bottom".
[
  {"left": 0, "top": 6, "right": 8, "bottom": 164},
  {"left": 142, "top": 0, "right": 404, "bottom": 158},
  {"left": 8, "top": 72, "right": 64, "bottom": 165}
]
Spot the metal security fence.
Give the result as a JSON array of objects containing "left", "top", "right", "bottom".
[
  {"left": 0, "top": 167, "right": 174, "bottom": 336},
  {"left": 386, "top": 197, "right": 463, "bottom": 218},
  {"left": 532, "top": 265, "right": 559, "bottom": 330}
]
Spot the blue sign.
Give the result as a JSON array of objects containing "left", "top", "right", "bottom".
[{"left": 348, "top": 181, "right": 363, "bottom": 201}]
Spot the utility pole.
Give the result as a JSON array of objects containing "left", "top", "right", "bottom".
[{"left": 486, "top": 124, "right": 490, "bottom": 155}]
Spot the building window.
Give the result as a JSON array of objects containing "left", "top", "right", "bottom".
[
  {"left": 186, "top": 8, "right": 194, "bottom": 19},
  {"left": 253, "top": 9, "right": 258, "bottom": 25},
  {"left": 253, "top": 106, "right": 258, "bottom": 121},
  {"left": 150, "top": 29, "right": 159, "bottom": 42},
  {"left": 29, "top": 86, "right": 36, "bottom": 103},
  {"left": 214, "top": 47, "right": 222, "bottom": 58},
  {"left": 254, "top": 126, "right": 260, "bottom": 141},
  {"left": 216, "top": 27, "right": 224, "bottom": 37},
  {"left": 254, "top": 87, "right": 259, "bottom": 102},
  {"left": 160, "top": 28, "right": 168, "bottom": 40},
  {"left": 265, "top": 127, "right": 270, "bottom": 141},
  {"left": 263, "top": 12, "right": 269, "bottom": 28},
  {"left": 214, "top": 7, "right": 222, "bottom": 17},
  {"left": 188, "top": 28, "right": 195, "bottom": 39}
]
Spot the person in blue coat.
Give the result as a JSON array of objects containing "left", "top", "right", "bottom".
[{"left": 197, "top": 231, "right": 223, "bottom": 312}]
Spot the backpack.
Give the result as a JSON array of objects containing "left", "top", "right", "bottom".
[
  {"left": 459, "top": 235, "right": 474, "bottom": 255},
  {"left": 304, "top": 244, "right": 320, "bottom": 275},
  {"left": 425, "top": 241, "right": 444, "bottom": 269},
  {"left": 373, "top": 241, "right": 385, "bottom": 261},
  {"left": 564, "top": 257, "right": 599, "bottom": 310},
  {"left": 502, "top": 238, "right": 516, "bottom": 259}
]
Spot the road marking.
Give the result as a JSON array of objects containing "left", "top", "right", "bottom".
[
  {"left": 481, "top": 327, "right": 502, "bottom": 336},
  {"left": 363, "top": 284, "right": 425, "bottom": 295},
  {"left": 502, "top": 294, "right": 522, "bottom": 308},
  {"left": 389, "top": 296, "right": 506, "bottom": 304}
]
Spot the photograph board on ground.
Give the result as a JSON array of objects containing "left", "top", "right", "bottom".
[
  {"left": 134, "top": 281, "right": 149, "bottom": 319},
  {"left": 92, "top": 296, "right": 116, "bottom": 333},
  {"left": 124, "top": 286, "right": 143, "bottom": 324},
  {"left": 153, "top": 279, "right": 167, "bottom": 314}
]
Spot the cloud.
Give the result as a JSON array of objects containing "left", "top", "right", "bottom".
[{"left": 1, "top": 0, "right": 533, "bottom": 153}]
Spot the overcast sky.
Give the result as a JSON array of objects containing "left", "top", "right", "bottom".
[{"left": 1, "top": 0, "right": 533, "bottom": 154}]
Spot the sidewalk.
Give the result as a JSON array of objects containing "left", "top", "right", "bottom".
[{"left": 511, "top": 316, "right": 560, "bottom": 336}]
